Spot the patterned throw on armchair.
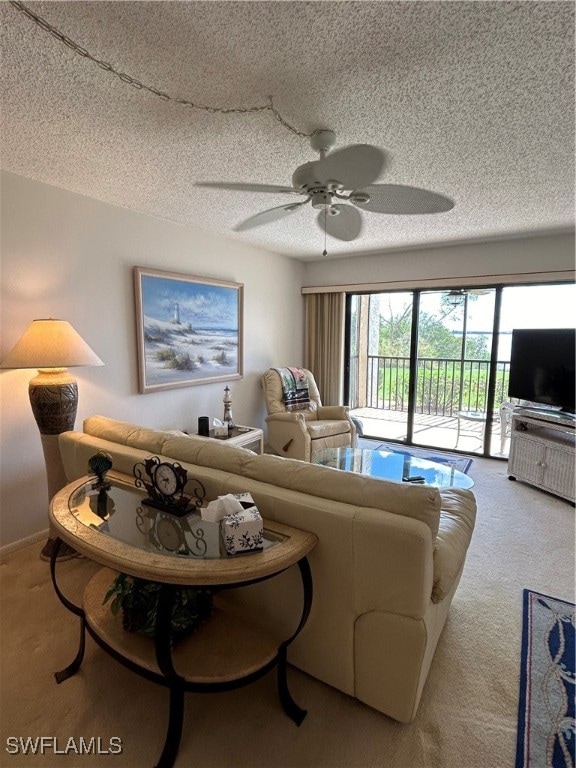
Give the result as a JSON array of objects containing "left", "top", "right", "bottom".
[{"left": 261, "top": 367, "right": 357, "bottom": 462}]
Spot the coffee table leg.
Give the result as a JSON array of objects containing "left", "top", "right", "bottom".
[
  {"left": 277, "top": 645, "right": 306, "bottom": 726},
  {"left": 155, "top": 685, "right": 185, "bottom": 768},
  {"left": 50, "top": 537, "right": 87, "bottom": 683},
  {"left": 55, "top": 619, "right": 87, "bottom": 683},
  {"left": 275, "top": 555, "right": 313, "bottom": 726},
  {"left": 153, "top": 585, "right": 187, "bottom": 768},
  {"left": 288, "top": 558, "right": 313, "bottom": 643}
]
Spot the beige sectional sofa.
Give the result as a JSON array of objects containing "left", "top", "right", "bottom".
[{"left": 58, "top": 415, "right": 477, "bottom": 723}]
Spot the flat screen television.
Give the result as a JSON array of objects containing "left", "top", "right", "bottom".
[{"left": 508, "top": 328, "right": 576, "bottom": 414}]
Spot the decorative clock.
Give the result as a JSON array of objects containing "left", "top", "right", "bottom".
[{"left": 133, "top": 456, "right": 205, "bottom": 517}]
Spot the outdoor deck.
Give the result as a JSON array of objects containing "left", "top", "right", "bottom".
[{"left": 350, "top": 407, "right": 510, "bottom": 457}]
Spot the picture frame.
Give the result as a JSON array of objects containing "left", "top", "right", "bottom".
[{"left": 134, "top": 267, "right": 243, "bottom": 393}]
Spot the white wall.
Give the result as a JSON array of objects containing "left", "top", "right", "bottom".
[
  {"left": 0, "top": 172, "right": 305, "bottom": 547},
  {"left": 303, "top": 231, "right": 575, "bottom": 289}
]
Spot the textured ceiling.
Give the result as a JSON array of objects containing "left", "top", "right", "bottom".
[{"left": 1, "top": 1, "right": 574, "bottom": 261}]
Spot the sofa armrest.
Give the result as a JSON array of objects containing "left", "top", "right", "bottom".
[
  {"left": 432, "top": 488, "right": 476, "bottom": 602},
  {"left": 353, "top": 508, "right": 434, "bottom": 619}
]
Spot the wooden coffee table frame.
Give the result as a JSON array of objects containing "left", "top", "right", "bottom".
[{"left": 49, "top": 477, "right": 317, "bottom": 768}]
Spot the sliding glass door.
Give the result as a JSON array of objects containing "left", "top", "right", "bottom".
[
  {"left": 345, "top": 281, "right": 574, "bottom": 458},
  {"left": 414, "top": 289, "right": 496, "bottom": 454},
  {"left": 346, "top": 292, "right": 414, "bottom": 443}
]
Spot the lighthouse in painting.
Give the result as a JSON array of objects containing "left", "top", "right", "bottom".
[{"left": 172, "top": 302, "right": 181, "bottom": 325}]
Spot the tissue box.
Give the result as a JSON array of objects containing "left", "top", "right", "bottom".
[
  {"left": 202, "top": 494, "right": 244, "bottom": 523},
  {"left": 231, "top": 492, "right": 255, "bottom": 508},
  {"left": 222, "top": 506, "right": 263, "bottom": 555}
]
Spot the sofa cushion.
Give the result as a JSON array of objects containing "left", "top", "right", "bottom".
[
  {"left": 161, "top": 435, "right": 253, "bottom": 475},
  {"left": 126, "top": 426, "right": 178, "bottom": 455},
  {"left": 242, "top": 454, "right": 441, "bottom": 539},
  {"left": 83, "top": 415, "right": 254, "bottom": 476},
  {"left": 432, "top": 488, "right": 477, "bottom": 602},
  {"left": 59, "top": 431, "right": 153, "bottom": 480},
  {"left": 83, "top": 416, "right": 163, "bottom": 447},
  {"left": 83, "top": 416, "right": 441, "bottom": 539}
]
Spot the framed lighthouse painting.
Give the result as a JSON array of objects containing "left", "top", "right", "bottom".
[{"left": 134, "top": 267, "right": 244, "bottom": 393}]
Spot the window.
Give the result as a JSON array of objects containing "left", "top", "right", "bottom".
[{"left": 346, "top": 282, "right": 575, "bottom": 457}]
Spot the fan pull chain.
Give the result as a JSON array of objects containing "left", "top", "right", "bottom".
[
  {"left": 322, "top": 209, "right": 328, "bottom": 257},
  {"left": 10, "top": 1, "right": 317, "bottom": 140}
]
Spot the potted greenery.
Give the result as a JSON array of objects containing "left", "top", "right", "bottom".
[{"left": 103, "top": 573, "right": 212, "bottom": 645}]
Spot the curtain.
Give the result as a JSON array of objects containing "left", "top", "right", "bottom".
[{"left": 304, "top": 292, "right": 345, "bottom": 404}]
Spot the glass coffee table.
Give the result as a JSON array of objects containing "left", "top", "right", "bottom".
[{"left": 312, "top": 446, "right": 474, "bottom": 489}]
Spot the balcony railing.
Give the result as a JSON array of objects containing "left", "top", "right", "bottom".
[{"left": 349, "top": 355, "right": 511, "bottom": 416}]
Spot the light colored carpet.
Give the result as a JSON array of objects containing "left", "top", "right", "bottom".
[{"left": 1, "top": 457, "right": 574, "bottom": 768}]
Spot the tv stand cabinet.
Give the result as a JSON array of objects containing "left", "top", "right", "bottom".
[{"left": 508, "top": 407, "right": 575, "bottom": 503}]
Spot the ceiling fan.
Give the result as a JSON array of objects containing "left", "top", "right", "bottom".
[
  {"left": 447, "top": 288, "right": 490, "bottom": 298},
  {"left": 447, "top": 288, "right": 490, "bottom": 306},
  {"left": 196, "top": 130, "right": 454, "bottom": 244}
]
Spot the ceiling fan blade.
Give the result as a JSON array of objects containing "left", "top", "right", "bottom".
[
  {"left": 314, "top": 145, "right": 387, "bottom": 190},
  {"left": 234, "top": 202, "right": 305, "bottom": 232},
  {"left": 353, "top": 184, "right": 454, "bottom": 214},
  {"left": 317, "top": 204, "right": 363, "bottom": 242},
  {"left": 196, "top": 181, "right": 297, "bottom": 194}
]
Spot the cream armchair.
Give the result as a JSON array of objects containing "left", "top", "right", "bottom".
[{"left": 261, "top": 368, "right": 357, "bottom": 462}]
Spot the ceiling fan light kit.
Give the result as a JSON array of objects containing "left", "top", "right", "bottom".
[
  {"left": 309, "top": 129, "right": 337, "bottom": 155},
  {"left": 311, "top": 192, "right": 333, "bottom": 211},
  {"left": 197, "top": 131, "right": 455, "bottom": 251}
]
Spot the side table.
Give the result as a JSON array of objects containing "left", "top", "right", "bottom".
[
  {"left": 49, "top": 477, "right": 317, "bottom": 768},
  {"left": 197, "top": 425, "right": 264, "bottom": 454},
  {"left": 455, "top": 410, "right": 491, "bottom": 450}
]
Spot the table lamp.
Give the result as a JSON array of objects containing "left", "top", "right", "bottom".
[{"left": 1, "top": 319, "right": 104, "bottom": 560}]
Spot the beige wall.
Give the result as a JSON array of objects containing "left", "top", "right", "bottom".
[
  {"left": 302, "top": 231, "right": 575, "bottom": 290},
  {"left": 0, "top": 172, "right": 305, "bottom": 547}
]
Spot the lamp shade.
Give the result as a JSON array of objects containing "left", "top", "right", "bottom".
[{"left": 0, "top": 319, "right": 104, "bottom": 369}]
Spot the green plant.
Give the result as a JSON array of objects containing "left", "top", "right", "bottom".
[
  {"left": 154, "top": 348, "right": 195, "bottom": 370},
  {"left": 154, "top": 348, "right": 175, "bottom": 362},
  {"left": 103, "top": 573, "right": 212, "bottom": 644}
]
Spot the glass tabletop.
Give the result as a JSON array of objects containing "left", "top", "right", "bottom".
[
  {"left": 68, "top": 481, "right": 285, "bottom": 560},
  {"left": 312, "top": 447, "right": 474, "bottom": 489}
]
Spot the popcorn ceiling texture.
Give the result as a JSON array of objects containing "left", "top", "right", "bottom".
[{"left": 0, "top": 1, "right": 574, "bottom": 260}]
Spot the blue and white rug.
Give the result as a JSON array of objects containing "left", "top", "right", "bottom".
[{"left": 515, "top": 589, "right": 575, "bottom": 768}]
